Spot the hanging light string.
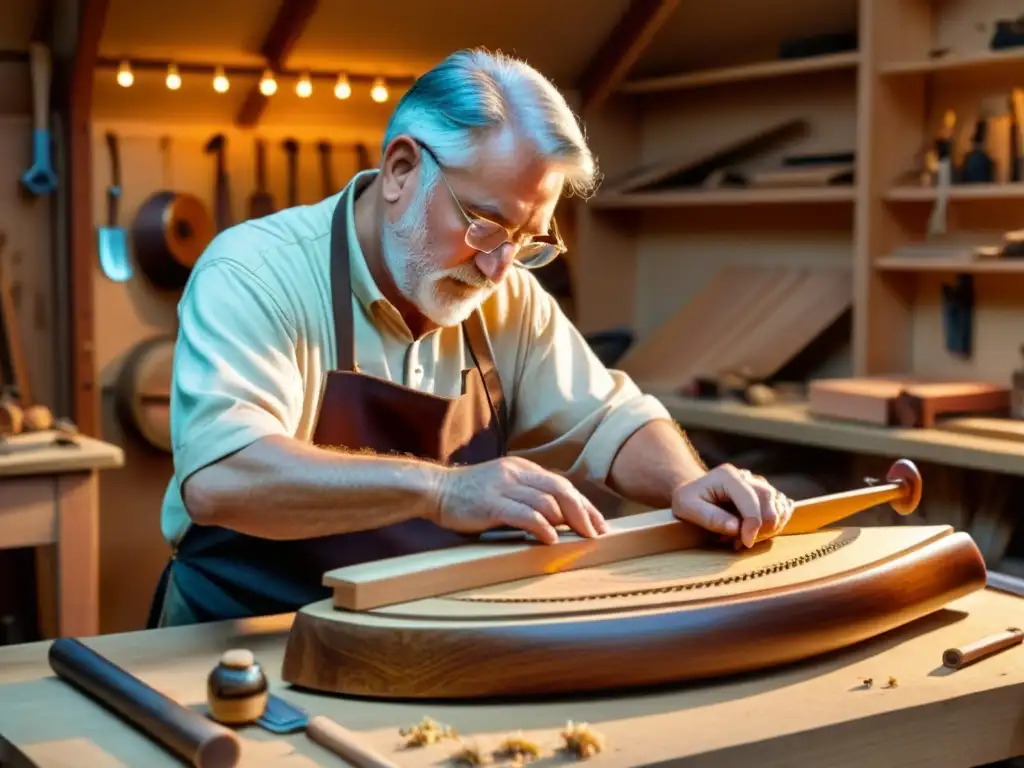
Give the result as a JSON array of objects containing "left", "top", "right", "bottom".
[{"left": 101, "top": 57, "right": 412, "bottom": 102}]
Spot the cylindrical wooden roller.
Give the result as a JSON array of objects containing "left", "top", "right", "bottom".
[
  {"left": 48, "top": 638, "right": 241, "bottom": 768},
  {"left": 306, "top": 715, "right": 401, "bottom": 768},
  {"left": 942, "top": 627, "right": 1024, "bottom": 669},
  {"left": 779, "top": 458, "right": 923, "bottom": 536}
]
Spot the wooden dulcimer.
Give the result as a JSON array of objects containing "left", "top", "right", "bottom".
[{"left": 281, "top": 459, "right": 987, "bottom": 700}]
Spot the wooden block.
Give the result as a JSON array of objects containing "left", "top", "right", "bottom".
[{"left": 808, "top": 378, "right": 1011, "bottom": 427}]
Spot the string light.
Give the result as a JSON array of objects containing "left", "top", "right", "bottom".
[
  {"left": 370, "top": 77, "right": 388, "bottom": 103},
  {"left": 259, "top": 69, "right": 277, "bottom": 96},
  {"left": 165, "top": 62, "right": 181, "bottom": 90},
  {"left": 212, "top": 65, "right": 229, "bottom": 93},
  {"left": 334, "top": 73, "right": 351, "bottom": 100},
  {"left": 104, "top": 59, "right": 407, "bottom": 101},
  {"left": 116, "top": 60, "right": 133, "bottom": 87}
]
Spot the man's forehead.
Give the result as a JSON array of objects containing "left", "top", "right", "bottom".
[{"left": 455, "top": 143, "right": 564, "bottom": 229}]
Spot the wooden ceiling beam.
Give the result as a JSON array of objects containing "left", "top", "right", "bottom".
[
  {"left": 578, "top": 0, "right": 679, "bottom": 112},
  {"left": 235, "top": 0, "right": 320, "bottom": 128}
]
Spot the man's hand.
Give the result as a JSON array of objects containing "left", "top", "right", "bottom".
[
  {"left": 672, "top": 464, "right": 794, "bottom": 548},
  {"left": 432, "top": 456, "right": 608, "bottom": 544}
]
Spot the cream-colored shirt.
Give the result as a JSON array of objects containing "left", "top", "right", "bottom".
[{"left": 161, "top": 170, "right": 672, "bottom": 546}]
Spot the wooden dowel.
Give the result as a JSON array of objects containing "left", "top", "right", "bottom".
[
  {"left": 306, "top": 715, "right": 401, "bottom": 768},
  {"left": 48, "top": 638, "right": 241, "bottom": 768},
  {"left": 942, "top": 627, "right": 1024, "bottom": 669}
]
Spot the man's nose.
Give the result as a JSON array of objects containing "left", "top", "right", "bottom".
[{"left": 474, "top": 243, "right": 517, "bottom": 281}]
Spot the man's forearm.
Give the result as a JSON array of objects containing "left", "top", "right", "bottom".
[
  {"left": 606, "top": 419, "right": 707, "bottom": 508},
  {"left": 182, "top": 435, "right": 442, "bottom": 540}
]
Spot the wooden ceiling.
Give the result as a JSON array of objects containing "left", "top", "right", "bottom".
[{"left": 1, "top": 0, "right": 861, "bottom": 126}]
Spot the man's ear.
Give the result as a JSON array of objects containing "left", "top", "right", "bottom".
[{"left": 380, "top": 137, "right": 421, "bottom": 203}]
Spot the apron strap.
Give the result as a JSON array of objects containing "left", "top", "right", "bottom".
[
  {"left": 330, "top": 186, "right": 357, "bottom": 372},
  {"left": 463, "top": 309, "right": 509, "bottom": 441}
]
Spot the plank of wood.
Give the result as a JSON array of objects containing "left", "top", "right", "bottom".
[
  {"left": 324, "top": 509, "right": 706, "bottom": 611},
  {"left": 937, "top": 416, "right": 1024, "bottom": 443},
  {"left": 616, "top": 266, "right": 851, "bottom": 390},
  {"left": 599, "top": 118, "right": 807, "bottom": 194},
  {"left": 324, "top": 472, "right": 915, "bottom": 611}
]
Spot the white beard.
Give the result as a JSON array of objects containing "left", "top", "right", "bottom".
[{"left": 381, "top": 182, "right": 496, "bottom": 327}]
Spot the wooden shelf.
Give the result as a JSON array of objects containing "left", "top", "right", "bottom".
[
  {"left": 885, "top": 184, "right": 1024, "bottom": 202},
  {"left": 875, "top": 257, "right": 1024, "bottom": 273},
  {"left": 880, "top": 47, "right": 1024, "bottom": 77},
  {"left": 619, "top": 51, "right": 860, "bottom": 94},
  {"left": 590, "top": 186, "right": 856, "bottom": 209},
  {"left": 657, "top": 394, "right": 1024, "bottom": 477}
]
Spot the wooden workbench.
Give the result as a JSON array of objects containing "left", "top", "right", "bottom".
[
  {"left": 0, "top": 586, "right": 1022, "bottom": 767},
  {"left": 0, "top": 430, "right": 124, "bottom": 638}
]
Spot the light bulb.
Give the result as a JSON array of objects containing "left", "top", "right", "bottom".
[
  {"left": 165, "top": 63, "right": 181, "bottom": 90},
  {"left": 116, "top": 60, "right": 134, "bottom": 87},
  {"left": 370, "top": 77, "right": 388, "bottom": 103},
  {"left": 333, "top": 73, "right": 351, "bottom": 100},
  {"left": 259, "top": 69, "right": 277, "bottom": 96},
  {"left": 295, "top": 72, "right": 312, "bottom": 98},
  {"left": 213, "top": 65, "right": 229, "bottom": 93}
]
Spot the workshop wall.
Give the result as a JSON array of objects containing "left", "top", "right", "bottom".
[
  {"left": 88, "top": 119, "right": 384, "bottom": 633},
  {"left": 0, "top": 59, "right": 57, "bottom": 420}
]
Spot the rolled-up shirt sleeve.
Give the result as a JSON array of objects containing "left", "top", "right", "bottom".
[
  {"left": 497, "top": 270, "right": 673, "bottom": 488},
  {"left": 171, "top": 255, "right": 303, "bottom": 488}
]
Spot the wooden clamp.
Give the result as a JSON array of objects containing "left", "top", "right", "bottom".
[{"left": 324, "top": 459, "right": 923, "bottom": 611}]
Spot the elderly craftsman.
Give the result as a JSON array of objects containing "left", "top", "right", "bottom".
[{"left": 149, "top": 49, "right": 794, "bottom": 627}]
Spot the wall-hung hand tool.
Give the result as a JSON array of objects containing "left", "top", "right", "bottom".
[
  {"left": 96, "top": 132, "right": 132, "bottom": 282},
  {"left": 205, "top": 133, "right": 232, "bottom": 232},
  {"left": 248, "top": 138, "right": 275, "bottom": 219},
  {"left": 317, "top": 140, "right": 334, "bottom": 197},
  {"left": 282, "top": 138, "right": 299, "bottom": 207},
  {"left": 20, "top": 43, "right": 58, "bottom": 195}
]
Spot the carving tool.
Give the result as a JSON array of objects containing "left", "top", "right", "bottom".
[{"left": 928, "top": 110, "right": 957, "bottom": 235}]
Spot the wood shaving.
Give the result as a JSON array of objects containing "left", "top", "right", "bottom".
[
  {"left": 450, "top": 741, "right": 490, "bottom": 765},
  {"left": 400, "top": 716, "right": 458, "bottom": 748},
  {"left": 561, "top": 720, "right": 605, "bottom": 759},
  {"left": 884, "top": 676, "right": 898, "bottom": 688},
  {"left": 494, "top": 732, "right": 541, "bottom": 764}
]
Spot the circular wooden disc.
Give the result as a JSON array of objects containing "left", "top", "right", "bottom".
[
  {"left": 161, "top": 193, "right": 214, "bottom": 270},
  {"left": 114, "top": 335, "right": 175, "bottom": 452},
  {"left": 280, "top": 527, "right": 987, "bottom": 700}
]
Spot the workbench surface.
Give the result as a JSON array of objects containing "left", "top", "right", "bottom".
[{"left": 0, "top": 588, "right": 1022, "bottom": 767}]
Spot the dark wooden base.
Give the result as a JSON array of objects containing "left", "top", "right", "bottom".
[{"left": 280, "top": 527, "right": 988, "bottom": 700}]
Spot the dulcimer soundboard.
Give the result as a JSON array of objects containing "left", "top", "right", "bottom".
[{"left": 281, "top": 459, "right": 988, "bottom": 700}]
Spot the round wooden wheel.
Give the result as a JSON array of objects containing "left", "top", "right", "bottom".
[{"left": 114, "top": 335, "right": 175, "bottom": 452}]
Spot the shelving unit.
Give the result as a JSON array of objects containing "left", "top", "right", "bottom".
[
  {"left": 590, "top": 185, "right": 856, "bottom": 209},
  {"left": 574, "top": 0, "right": 1024, "bottom": 402},
  {"left": 618, "top": 50, "right": 860, "bottom": 94}
]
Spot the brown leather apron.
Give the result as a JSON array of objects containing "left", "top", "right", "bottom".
[{"left": 149, "top": 180, "right": 508, "bottom": 626}]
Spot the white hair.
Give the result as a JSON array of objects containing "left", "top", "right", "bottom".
[{"left": 382, "top": 48, "right": 601, "bottom": 199}]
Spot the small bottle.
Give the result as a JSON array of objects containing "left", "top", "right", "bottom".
[{"left": 206, "top": 648, "right": 269, "bottom": 725}]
